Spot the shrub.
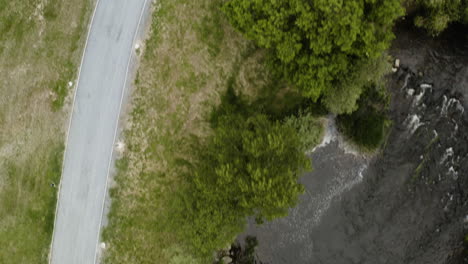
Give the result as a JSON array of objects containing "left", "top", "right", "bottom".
[
  {"left": 177, "top": 90, "right": 310, "bottom": 259},
  {"left": 223, "top": 0, "right": 403, "bottom": 113},
  {"left": 337, "top": 85, "right": 391, "bottom": 150},
  {"left": 412, "top": 0, "right": 468, "bottom": 36},
  {"left": 284, "top": 111, "right": 324, "bottom": 152}
]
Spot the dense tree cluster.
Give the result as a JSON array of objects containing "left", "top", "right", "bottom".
[
  {"left": 336, "top": 85, "right": 391, "bottom": 150},
  {"left": 173, "top": 0, "right": 407, "bottom": 259},
  {"left": 223, "top": 0, "right": 403, "bottom": 113},
  {"left": 284, "top": 111, "right": 324, "bottom": 152},
  {"left": 413, "top": 0, "right": 468, "bottom": 36},
  {"left": 176, "top": 90, "right": 310, "bottom": 259}
]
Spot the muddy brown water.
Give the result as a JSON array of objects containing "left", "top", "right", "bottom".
[{"left": 242, "top": 23, "right": 468, "bottom": 264}]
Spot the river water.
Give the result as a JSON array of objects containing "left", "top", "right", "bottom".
[{"left": 243, "top": 23, "right": 468, "bottom": 264}]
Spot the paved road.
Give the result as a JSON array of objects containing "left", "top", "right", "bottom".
[{"left": 50, "top": 0, "right": 149, "bottom": 263}]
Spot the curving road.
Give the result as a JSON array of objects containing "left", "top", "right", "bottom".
[{"left": 50, "top": 0, "right": 149, "bottom": 263}]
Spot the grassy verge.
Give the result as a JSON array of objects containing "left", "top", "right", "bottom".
[
  {"left": 0, "top": 144, "right": 63, "bottom": 263},
  {"left": 101, "top": 0, "right": 278, "bottom": 263},
  {"left": 0, "top": 0, "right": 92, "bottom": 262}
]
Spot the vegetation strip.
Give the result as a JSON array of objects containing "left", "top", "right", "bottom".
[
  {"left": 1, "top": 0, "right": 466, "bottom": 263},
  {"left": 103, "top": 0, "right": 468, "bottom": 263},
  {"left": 0, "top": 0, "right": 92, "bottom": 263}
]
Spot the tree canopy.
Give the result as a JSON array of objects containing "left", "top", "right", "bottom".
[
  {"left": 413, "top": 0, "right": 468, "bottom": 36},
  {"left": 177, "top": 100, "right": 310, "bottom": 258},
  {"left": 336, "top": 84, "right": 391, "bottom": 150},
  {"left": 284, "top": 111, "right": 324, "bottom": 152},
  {"left": 223, "top": 0, "right": 403, "bottom": 113}
]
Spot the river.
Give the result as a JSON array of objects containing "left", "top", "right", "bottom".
[{"left": 242, "top": 22, "right": 468, "bottom": 264}]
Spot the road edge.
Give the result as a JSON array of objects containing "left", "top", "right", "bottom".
[{"left": 92, "top": 0, "right": 151, "bottom": 263}]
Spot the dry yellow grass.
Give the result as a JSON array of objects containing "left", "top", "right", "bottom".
[{"left": 0, "top": 0, "right": 92, "bottom": 262}]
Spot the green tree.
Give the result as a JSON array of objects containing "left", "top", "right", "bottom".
[
  {"left": 284, "top": 111, "right": 324, "bottom": 152},
  {"left": 178, "top": 112, "right": 309, "bottom": 259},
  {"left": 336, "top": 84, "right": 391, "bottom": 150},
  {"left": 413, "top": 0, "right": 468, "bottom": 36},
  {"left": 322, "top": 54, "right": 391, "bottom": 114},
  {"left": 223, "top": 0, "right": 403, "bottom": 113}
]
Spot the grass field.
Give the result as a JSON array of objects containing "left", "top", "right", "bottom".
[
  {"left": 101, "top": 0, "right": 275, "bottom": 263},
  {"left": 0, "top": 0, "right": 92, "bottom": 262}
]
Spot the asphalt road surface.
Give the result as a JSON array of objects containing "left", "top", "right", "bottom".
[{"left": 50, "top": 0, "right": 149, "bottom": 263}]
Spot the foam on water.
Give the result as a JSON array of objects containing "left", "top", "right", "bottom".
[
  {"left": 304, "top": 163, "right": 369, "bottom": 227},
  {"left": 311, "top": 116, "right": 337, "bottom": 152},
  {"left": 412, "top": 84, "right": 432, "bottom": 107},
  {"left": 311, "top": 116, "right": 363, "bottom": 156},
  {"left": 401, "top": 73, "right": 411, "bottom": 91},
  {"left": 439, "top": 147, "right": 454, "bottom": 164},
  {"left": 255, "top": 117, "right": 371, "bottom": 258},
  {"left": 420, "top": 83, "right": 433, "bottom": 89},
  {"left": 407, "top": 88, "right": 415, "bottom": 96},
  {"left": 261, "top": 161, "right": 369, "bottom": 254},
  {"left": 448, "top": 166, "right": 459, "bottom": 180},
  {"left": 441, "top": 95, "right": 448, "bottom": 115},
  {"left": 441, "top": 96, "right": 464, "bottom": 116},
  {"left": 455, "top": 99, "right": 465, "bottom": 114},
  {"left": 405, "top": 114, "right": 423, "bottom": 134}
]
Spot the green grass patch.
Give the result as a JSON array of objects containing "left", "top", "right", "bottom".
[
  {"left": 0, "top": 6, "right": 34, "bottom": 52},
  {"left": 0, "top": 144, "right": 64, "bottom": 264},
  {"left": 50, "top": 60, "right": 77, "bottom": 110},
  {"left": 44, "top": 0, "right": 61, "bottom": 21},
  {"left": 47, "top": 3, "right": 91, "bottom": 111},
  {"left": 195, "top": 1, "right": 225, "bottom": 57},
  {"left": 0, "top": 0, "right": 92, "bottom": 262}
]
